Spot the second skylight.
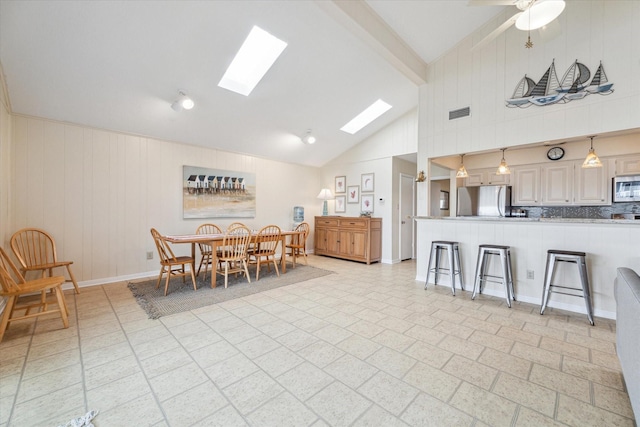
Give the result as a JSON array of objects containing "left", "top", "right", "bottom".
[
  {"left": 218, "top": 26, "right": 287, "bottom": 96},
  {"left": 340, "top": 99, "right": 392, "bottom": 134}
]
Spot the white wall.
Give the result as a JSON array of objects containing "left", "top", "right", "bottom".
[
  {"left": 8, "top": 115, "right": 320, "bottom": 285},
  {"left": 0, "top": 67, "right": 10, "bottom": 249},
  {"left": 422, "top": 0, "right": 640, "bottom": 160},
  {"left": 322, "top": 109, "right": 418, "bottom": 263}
]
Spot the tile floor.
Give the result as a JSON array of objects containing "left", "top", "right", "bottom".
[{"left": 0, "top": 256, "right": 636, "bottom": 427}]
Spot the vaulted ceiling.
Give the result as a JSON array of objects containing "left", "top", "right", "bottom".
[{"left": 0, "top": 1, "right": 505, "bottom": 167}]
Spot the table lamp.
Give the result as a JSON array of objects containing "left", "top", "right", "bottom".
[{"left": 317, "top": 188, "right": 334, "bottom": 216}]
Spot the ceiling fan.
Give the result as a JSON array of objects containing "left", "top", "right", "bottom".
[{"left": 470, "top": 0, "right": 566, "bottom": 51}]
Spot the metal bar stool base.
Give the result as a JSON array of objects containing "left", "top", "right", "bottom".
[
  {"left": 471, "top": 244, "right": 515, "bottom": 307},
  {"left": 540, "top": 249, "right": 594, "bottom": 325},
  {"left": 425, "top": 241, "right": 464, "bottom": 296}
]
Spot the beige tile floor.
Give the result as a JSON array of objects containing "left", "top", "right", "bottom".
[{"left": 0, "top": 256, "right": 636, "bottom": 427}]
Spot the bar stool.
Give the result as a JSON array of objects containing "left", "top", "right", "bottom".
[
  {"left": 424, "top": 241, "right": 464, "bottom": 295},
  {"left": 471, "top": 244, "right": 515, "bottom": 307},
  {"left": 540, "top": 250, "right": 594, "bottom": 325}
]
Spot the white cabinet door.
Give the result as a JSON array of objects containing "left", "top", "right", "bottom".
[
  {"left": 616, "top": 155, "right": 640, "bottom": 176},
  {"left": 541, "top": 163, "right": 573, "bottom": 205},
  {"left": 465, "top": 169, "right": 511, "bottom": 186},
  {"left": 512, "top": 166, "right": 540, "bottom": 205},
  {"left": 487, "top": 171, "right": 510, "bottom": 185},
  {"left": 464, "top": 171, "right": 485, "bottom": 186},
  {"left": 576, "top": 160, "right": 610, "bottom": 205}
]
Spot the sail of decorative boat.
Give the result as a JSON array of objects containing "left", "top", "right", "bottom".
[
  {"left": 529, "top": 60, "right": 565, "bottom": 106},
  {"left": 506, "top": 74, "right": 536, "bottom": 107},
  {"left": 557, "top": 60, "right": 591, "bottom": 93},
  {"left": 586, "top": 61, "right": 614, "bottom": 93}
]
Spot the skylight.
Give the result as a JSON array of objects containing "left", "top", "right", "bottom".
[
  {"left": 218, "top": 26, "right": 287, "bottom": 96},
  {"left": 340, "top": 99, "right": 392, "bottom": 134}
]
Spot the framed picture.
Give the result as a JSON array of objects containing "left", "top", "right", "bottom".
[
  {"left": 335, "top": 195, "right": 346, "bottom": 213},
  {"left": 335, "top": 176, "right": 346, "bottom": 194},
  {"left": 440, "top": 190, "right": 449, "bottom": 210},
  {"left": 361, "top": 194, "right": 374, "bottom": 213},
  {"left": 361, "top": 173, "right": 374, "bottom": 192},
  {"left": 347, "top": 185, "right": 359, "bottom": 203}
]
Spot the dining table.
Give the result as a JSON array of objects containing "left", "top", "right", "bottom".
[{"left": 163, "top": 230, "right": 302, "bottom": 288}]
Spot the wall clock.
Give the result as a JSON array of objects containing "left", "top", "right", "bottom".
[{"left": 547, "top": 147, "right": 565, "bottom": 161}]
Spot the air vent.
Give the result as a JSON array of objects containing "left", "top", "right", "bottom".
[{"left": 449, "top": 107, "right": 470, "bottom": 120}]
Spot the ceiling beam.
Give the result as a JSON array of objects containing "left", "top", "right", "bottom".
[{"left": 315, "top": 0, "right": 428, "bottom": 85}]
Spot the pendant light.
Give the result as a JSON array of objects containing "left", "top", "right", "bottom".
[
  {"left": 582, "top": 135, "right": 602, "bottom": 168},
  {"left": 456, "top": 154, "right": 469, "bottom": 178},
  {"left": 496, "top": 148, "right": 511, "bottom": 175}
]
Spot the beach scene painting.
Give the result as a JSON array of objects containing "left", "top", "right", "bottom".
[{"left": 183, "top": 166, "right": 256, "bottom": 219}]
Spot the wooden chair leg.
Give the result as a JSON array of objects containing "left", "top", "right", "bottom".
[
  {"left": 189, "top": 264, "right": 197, "bottom": 291},
  {"left": 155, "top": 267, "right": 164, "bottom": 289},
  {"left": 54, "top": 287, "right": 70, "bottom": 329},
  {"left": 0, "top": 296, "right": 17, "bottom": 342},
  {"left": 164, "top": 271, "right": 171, "bottom": 296},
  {"left": 66, "top": 265, "right": 80, "bottom": 294},
  {"left": 242, "top": 260, "right": 251, "bottom": 284}
]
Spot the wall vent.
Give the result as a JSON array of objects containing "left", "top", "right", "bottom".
[{"left": 449, "top": 107, "right": 470, "bottom": 120}]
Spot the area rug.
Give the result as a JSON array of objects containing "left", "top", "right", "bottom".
[{"left": 128, "top": 265, "right": 334, "bottom": 319}]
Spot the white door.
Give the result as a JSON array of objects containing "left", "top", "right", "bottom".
[{"left": 400, "top": 174, "right": 415, "bottom": 260}]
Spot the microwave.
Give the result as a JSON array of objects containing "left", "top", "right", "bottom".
[{"left": 613, "top": 175, "right": 640, "bottom": 202}]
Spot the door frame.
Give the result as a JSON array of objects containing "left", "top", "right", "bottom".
[{"left": 399, "top": 173, "right": 415, "bottom": 260}]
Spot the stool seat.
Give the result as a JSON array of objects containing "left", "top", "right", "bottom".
[
  {"left": 540, "top": 249, "right": 594, "bottom": 325},
  {"left": 472, "top": 244, "right": 515, "bottom": 307},
  {"left": 547, "top": 249, "right": 586, "bottom": 257},
  {"left": 425, "top": 241, "right": 464, "bottom": 295}
]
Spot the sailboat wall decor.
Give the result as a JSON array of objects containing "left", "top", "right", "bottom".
[{"left": 506, "top": 60, "right": 614, "bottom": 108}]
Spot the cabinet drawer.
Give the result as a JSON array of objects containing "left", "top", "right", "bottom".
[
  {"left": 316, "top": 218, "right": 339, "bottom": 227},
  {"left": 338, "top": 219, "right": 368, "bottom": 228}
]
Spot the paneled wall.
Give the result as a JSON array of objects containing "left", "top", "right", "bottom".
[
  {"left": 8, "top": 115, "right": 320, "bottom": 285},
  {"left": 422, "top": 0, "right": 640, "bottom": 159}
]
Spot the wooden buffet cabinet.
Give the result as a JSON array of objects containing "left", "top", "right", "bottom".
[{"left": 314, "top": 216, "right": 381, "bottom": 264}]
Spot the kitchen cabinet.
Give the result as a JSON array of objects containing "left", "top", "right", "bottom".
[
  {"left": 465, "top": 168, "right": 510, "bottom": 186},
  {"left": 512, "top": 166, "right": 541, "bottom": 205},
  {"left": 314, "top": 216, "right": 381, "bottom": 264},
  {"left": 575, "top": 160, "right": 610, "bottom": 205},
  {"left": 616, "top": 155, "right": 640, "bottom": 176},
  {"left": 541, "top": 163, "right": 573, "bottom": 205}
]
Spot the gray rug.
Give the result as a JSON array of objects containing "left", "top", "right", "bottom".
[{"left": 128, "top": 264, "right": 334, "bottom": 319}]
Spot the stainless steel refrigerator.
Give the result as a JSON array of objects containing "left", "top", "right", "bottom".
[{"left": 457, "top": 185, "right": 512, "bottom": 217}]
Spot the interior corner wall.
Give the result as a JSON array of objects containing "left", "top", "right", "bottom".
[
  {"left": 422, "top": 0, "right": 640, "bottom": 159},
  {"left": 0, "top": 79, "right": 10, "bottom": 249},
  {"left": 8, "top": 114, "right": 321, "bottom": 285},
  {"left": 321, "top": 109, "right": 418, "bottom": 264}
]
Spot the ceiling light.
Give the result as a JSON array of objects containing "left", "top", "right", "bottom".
[
  {"left": 515, "top": 0, "right": 565, "bottom": 31},
  {"left": 317, "top": 188, "right": 334, "bottom": 216},
  {"left": 456, "top": 154, "right": 469, "bottom": 178},
  {"left": 302, "top": 130, "right": 316, "bottom": 144},
  {"left": 582, "top": 135, "right": 603, "bottom": 168},
  {"left": 218, "top": 26, "right": 287, "bottom": 96},
  {"left": 171, "top": 91, "right": 194, "bottom": 112},
  {"left": 340, "top": 99, "right": 392, "bottom": 135},
  {"left": 496, "top": 148, "right": 511, "bottom": 175}
]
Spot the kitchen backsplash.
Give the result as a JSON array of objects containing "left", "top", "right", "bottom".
[{"left": 518, "top": 203, "right": 640, "bottom": 219}]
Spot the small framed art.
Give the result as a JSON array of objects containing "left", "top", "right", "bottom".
[
  {"left": 347, "top": 185, "right": 359, "bottom": 203},
  {"left": 361, "top": 173, "right": 374, "bottom": 192},
  {"left": 335, "top": 195, "right": 346, "bottom": 213},
  {"left": 361, "top": 194, "right": 374, "bottom": 213},
  {"left": 335, "top": 176, "right": 346, "bottom": 194}
]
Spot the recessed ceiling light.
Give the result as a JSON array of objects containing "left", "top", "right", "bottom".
[
  {"left": 218, "top": 26, "right": 287, "bottom": 96},
  {"left": 340, "top": 99, "right": 392, "bottom": 135}
]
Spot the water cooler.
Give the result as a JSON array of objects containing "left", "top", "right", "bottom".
[{"left": 293, "top": 206, "right": 304, "bottom": 229}]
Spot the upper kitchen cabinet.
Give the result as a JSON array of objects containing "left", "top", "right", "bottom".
[
  {"left": 541, "top": 164, "right": 573, "bottom": 205},
  {"left": 465, "top": 168, "right": 510, "bottom": 186},
  {"left": 575, "top": 160, "right": 611, "bottom": 205},
  {"left": 512, "top": 166, "right": 541, "bottom": 205},
  {"left": 616, "top": 155, "right": 640, "bottom": 176}
]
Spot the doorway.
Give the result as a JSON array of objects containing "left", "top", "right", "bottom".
[{"left": 400, "top": 173, "right": 415, "bottom": 260}]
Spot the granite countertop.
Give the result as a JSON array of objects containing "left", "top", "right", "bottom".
[{"left": 413, "top": 216, "right": 640, "bottom": 224}]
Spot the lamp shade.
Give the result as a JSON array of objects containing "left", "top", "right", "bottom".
[
  {"left": 582, "top": 135, "right": 603, "bottom": 168},
  {"left": 317, "top": 189, "right": 334, "bottom": 200},
  {"left": 496, "top": 148, "right": 511, "bottom": 175},
  {"left": 456, "top": 154, "right": 469, "bottom": 178}
]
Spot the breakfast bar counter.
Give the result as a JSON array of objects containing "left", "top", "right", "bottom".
[{"left": 415, "top": 216, "right": 640, "bottom": 318}]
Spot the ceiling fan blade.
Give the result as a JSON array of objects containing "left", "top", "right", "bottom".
[
  {"left": 471, "top": 11, "right": 522, "bottom": 51},
  {"left": 467, "top": 0, "right": 516, "bottom": 6}
]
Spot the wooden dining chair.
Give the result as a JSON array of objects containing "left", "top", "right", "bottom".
[
  {"left": 195, "top": 223, "right": 223, "bottom": 279},
  {"left": 0, "top": 247, "right": 69, "bottom": 343},
  {"left": 285, "top": 222, "right": 310, "bottom": 268},
  {"left": 150, "top": 228, "right": 197, "bottom": 296},
  {"left": 248, "top": 225, "right": 281, "bottom": 280},
  {"left": 216, "top": 224, "right": 252, "bottom": 289},
  {"left": 10, "top": 228, "right": 80, "bottom": 294}
]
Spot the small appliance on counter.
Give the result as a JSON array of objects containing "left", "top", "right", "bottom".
[
  {"left": 457, "top": 185, "right": 512, "bottom": 217},
  {"left": 510, "top": 208, "right": 528, "bottom": 217},
  {"left": 611, "top": 213, "right": 640, "bottom": 220}
]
